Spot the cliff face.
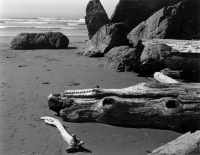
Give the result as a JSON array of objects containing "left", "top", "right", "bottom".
[
  {"left": 128, "top": 0, "right": 200, "bottom": 43},
  {"left": 111, "top": 0, "right": 182, "bottom": 33}
]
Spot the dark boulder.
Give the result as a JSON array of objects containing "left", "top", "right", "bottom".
[
  {"left": 77, "top": 23, "right": 128, "bottom": 57},
  {"left": 85, "top": 0, "right": 110, "bottom": 39},
  {"left": 105, "top": 40, "right": 144, "bottom": 72},
  {"left": 11, "top": 32, "right": 69, "bottom": 50},
  {"left": 128, "top": 0, "right": 200, "bottom": 44},
  {"left": 139, "top": 43, "right": 172, "bottom": 75},
  {"left": 111, "top": 0, "right": 182, "bottom": 33}
]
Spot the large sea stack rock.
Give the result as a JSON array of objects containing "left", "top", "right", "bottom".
[
  {"left": 85, "top": 0, "right": 110, "bottom": 39},
  {"left": 111, "top": 0, "right": 182, "bottom": 33},
  {"left": 77, "top": 23, "right": 128, "bottom": 57},
  {"left": 105, "top": 40, "right": 144, "bottom": 72},
  {"left": 128, "top": 0, "right": 200, "bottom": 44},
  {"left": 11, "top": 32, "right": 69, "bottom": 50}
]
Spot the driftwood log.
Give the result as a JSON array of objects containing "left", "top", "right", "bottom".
[
  {"left": 141, "top": 39, "right": 200, "bottom": 80},
  {"left": 48, "top": 75, "right": 200, "bottom": 132},
  {"left": 149, "top": 131, "right": 200, "bottom": 155}
]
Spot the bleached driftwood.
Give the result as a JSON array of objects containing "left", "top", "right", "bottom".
[
  {"left": 143, "top": 39, "right": 200, "bottom": 53},
  {"left": 142, "top": 39, "right": 200, "bottom": 79},
  {"left": 41, "top": 116, "right": 84, "bottom": 152},
  {"left": 149, "top": 131, "right": 200, "bottom": 155},
  {"left": 154, "top": 72, "right": 179, "bottom": 83},
  {"left": 48, "top": 81, "right": 200, "bottom": 132}
]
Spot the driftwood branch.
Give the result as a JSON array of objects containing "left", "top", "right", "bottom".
[
  {"left": 41, "top": 116, "right": 84, "bottom": 152},
  {"left": 154, "top": 72, "right": 179, "bottom": 83},
  {"left": 149, "top": 131, "right": 200, "bottom": 155}
]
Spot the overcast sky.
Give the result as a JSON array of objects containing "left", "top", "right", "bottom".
[{"left": 0, "top": 0, "right": 119, "bottom": 19}]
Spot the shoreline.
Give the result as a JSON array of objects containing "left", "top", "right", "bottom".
[{"left": 0, "top": 35, "right": 182, "bottom": 155}]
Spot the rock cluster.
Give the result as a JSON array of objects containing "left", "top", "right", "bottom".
[
  {"left": 11, "top": 32, "right": 69, "bottom": 50},
  {"left": 85, "top": 0, "right": 110, "bottom": 39},
  {"left": 80, "top": 0, "right": 200, "bottom": 78},
  {"left": 105, "top": 40, "right": 144, "bottom": 72}
]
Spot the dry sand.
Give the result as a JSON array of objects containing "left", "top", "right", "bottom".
[{"left": 0, "top": 36, "right": 181, "bottom": 155}]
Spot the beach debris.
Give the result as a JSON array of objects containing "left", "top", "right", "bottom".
[
  {"left": 154, "top": 72, "right": 179, "bottom": 84},
  {"left": 68, "top": 82, "right": 80, "bottom": 87},
  {"left": 47, "top": 75, "right": 200, "bottom": 132},
  {"left": 40, "top": 116, "right": 84, "bottom": 153},
  {"left": 149, "top": 131, "right": 200, "bottom": 155},
  {"left": 18, "top": 65, "right": 28, "bottom": 67},
  {"left": 42, "top": 82, "right": 50, "bottom": 85}
]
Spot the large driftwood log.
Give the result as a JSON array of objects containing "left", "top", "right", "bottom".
[
  {"left": 48, "top": 81, "right": 200, "bottom": 132},
  {"left": 149, "top": 131, "right": 200, "bottom": 155}
]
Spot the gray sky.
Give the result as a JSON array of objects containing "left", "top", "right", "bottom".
[{"left": 0, "top": 0, "right": 119, "bottom": 18}]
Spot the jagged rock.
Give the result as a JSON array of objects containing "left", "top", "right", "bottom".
[
  {"left": 105, "top": 40, "right": 144, "bottom": 72},
  {"left": 111, "top": 0, "right": 182, "bottom": 33},
  {"left": 139, "top": 43, "right": 173, "bottom": 75},
  {"left": 11, "top": 32, "right": 69, "bottom": 50},
  {"left": 128, "top": 0, "right": 200, "bottom": 44},
  {"left": 77, "top": 23, "right": 128, "bottom": 57},
  {"left": 105, "top": 46, "right": 136, "bottom": 72},
  {"left": 85, "top": 0, "right": 110, "bottom": 39}
]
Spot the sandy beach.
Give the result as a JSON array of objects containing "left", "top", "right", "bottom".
[{"left": 0, "top": 36, "right": 182, "bottom": 155}]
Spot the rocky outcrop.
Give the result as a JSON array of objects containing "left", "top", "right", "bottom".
[
  {"left": 105, "top": 40, "right": 144, "bottom": 72},
  {"left": 140, "top": 41, "right": 200, "bottom": 76},
  {"left": 85, "top": 0, "right": 110, "bottom": 39},
  {"left": 128, "top": 0, "right": 200, "bottom": 44},
  {"left": 11, "top": 32, "right": 69, "bottom": 50},
  {"left": 111, "top": 0, "right": 182, "bottom": 33},
  {"left": 77, "top": 23, "right": 128, "bottom": 57},
  {"left": 105, "top": 46, "right": 136, "bottom": 72},
  {"left": 104, "top": 39, "right": 200, "bottom": 78},
  {"left": 139, "top": 43, "right": 174, "bottom": 75}
]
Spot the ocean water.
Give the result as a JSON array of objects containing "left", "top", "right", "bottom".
[{"left": 0, "top": 17, "right": 87, "bottom": 37}]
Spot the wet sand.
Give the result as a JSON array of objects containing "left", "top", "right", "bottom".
[{"left": 0, "top": 36, "right": 181, "bottom": 155}]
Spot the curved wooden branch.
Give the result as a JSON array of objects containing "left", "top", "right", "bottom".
[{"left": 41, "top": 116, "right": 84, "bottom": 152}]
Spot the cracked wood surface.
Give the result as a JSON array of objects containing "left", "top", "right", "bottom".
[
  {"left": 48, "top": 81, "right": 200, "bottom": 132},
  {"left": 149, "top": 131, "right": 200, "bottom": 155}
]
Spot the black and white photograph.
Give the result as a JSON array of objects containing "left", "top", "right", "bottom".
[{"left": 0, "top": 0, "right": 200, "bottom": 154}]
